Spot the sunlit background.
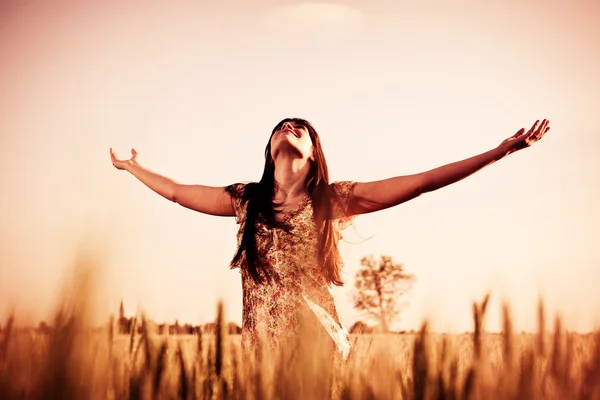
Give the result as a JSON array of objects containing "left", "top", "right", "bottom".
[{"left": 1, "top": 0, "right": 598, "bottom": 333}]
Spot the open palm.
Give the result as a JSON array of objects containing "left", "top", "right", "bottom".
[
  {"left": 110, "top": 148, "right": 139, "bottom": 170},
  {"left": 500, "top": 119, "right": 550, "bottom": 152}
]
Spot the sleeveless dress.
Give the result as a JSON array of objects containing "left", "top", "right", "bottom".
[{"left": 227, "top": 181, "right": 357, "bottom": 360}]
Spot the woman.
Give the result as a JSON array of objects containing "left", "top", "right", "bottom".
[{"left": 110, "top": 117, "right": 550, "bottom": 360}]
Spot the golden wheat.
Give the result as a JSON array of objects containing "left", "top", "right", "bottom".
[
  {"left": 1, "top": 297, "right": 600, "bottom": 400},
  {"left": 1, "top": 251, "right": 599, "bottom": 399}
]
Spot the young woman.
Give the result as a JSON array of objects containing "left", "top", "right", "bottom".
[{"left": 110, "top": 117, "right": 550, "bottom": 360}]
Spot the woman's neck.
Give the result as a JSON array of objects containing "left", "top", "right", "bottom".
[{"left": 273, "top": 157, "right": 311, "bottom": 201}]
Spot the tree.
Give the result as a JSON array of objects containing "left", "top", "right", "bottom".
[{"left": 352, "top": 255, "right": 415, "bottom": 332}]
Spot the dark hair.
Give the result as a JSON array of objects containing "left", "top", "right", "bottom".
[{"left": 226, "top": 118, "right": 345, "bottom": 286}]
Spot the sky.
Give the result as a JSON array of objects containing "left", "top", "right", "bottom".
[{"left": 0, "top": 0, "right": 599, "bottom": 333}]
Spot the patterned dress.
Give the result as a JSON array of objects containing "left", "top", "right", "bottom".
[{"left": 228, "top": 181, "right": 357, "bottom": 360}]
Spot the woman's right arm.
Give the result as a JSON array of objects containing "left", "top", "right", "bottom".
[{"left": 110, "top": 148, "right": 235, "bottom": 217}]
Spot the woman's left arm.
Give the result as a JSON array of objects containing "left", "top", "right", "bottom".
[{"left": 347, "top": 119, "right": 551, "bottom": 216}]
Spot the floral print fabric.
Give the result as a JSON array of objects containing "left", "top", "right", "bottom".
[{"left": 228, "top": 181, "right": 357, "bottom": 359}]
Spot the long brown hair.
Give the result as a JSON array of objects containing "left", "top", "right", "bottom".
[{"left": 226, "top": 118, "right": 345, "bottom": 286}]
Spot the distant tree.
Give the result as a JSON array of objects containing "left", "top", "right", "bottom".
[{"left": 352, "top": 255, "right": 415, "bottom": 332}]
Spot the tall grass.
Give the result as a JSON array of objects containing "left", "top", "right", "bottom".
[{"left": 1, "top": 255, "right": 599, "bottom": 399}]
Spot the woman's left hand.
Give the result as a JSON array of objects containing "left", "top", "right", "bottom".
[{"left": 500, "top": 119, "right": 551, "bottom": 153}]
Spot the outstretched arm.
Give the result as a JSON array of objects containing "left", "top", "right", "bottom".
[
  {"left": 110, "top": 148, "right": 235, "bottom": 217},
  {"left": 348, "top": 119, "right": 550, "bottom": 216}
]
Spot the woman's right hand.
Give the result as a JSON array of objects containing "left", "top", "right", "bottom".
[
  {"left": 108, "top": 147, "right": 235, "bottom": 216},
  {"left": 110, "top": 148, "right": 139, "bottom": 171}
]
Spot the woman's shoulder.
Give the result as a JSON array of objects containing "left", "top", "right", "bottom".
[
  {"left": 226, "top": 181, "right": 259, "bottom": 198},
  {"left": 225, "top": 182, "right": 256, "bottom": 224},
  {"left": 226, "top": 182, "right": 247, "bottom": 198},
  {"left": 330, "top": 181, "right": 358, "bottom": 200}
]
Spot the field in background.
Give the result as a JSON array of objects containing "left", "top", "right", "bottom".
[
  {"left": 1, "top": 298, "right": 600, "bottom": 400},
  {"left": 1, "top": 252, "right": 599, "bottom": 399}
]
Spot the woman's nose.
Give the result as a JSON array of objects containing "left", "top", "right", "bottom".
[{"left": 282, "top": 122, "right": 292, "bottom": 130}]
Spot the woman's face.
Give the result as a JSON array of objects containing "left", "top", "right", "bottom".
[{"left": 270, "top": 120, "right": 314, "bottom": 161}]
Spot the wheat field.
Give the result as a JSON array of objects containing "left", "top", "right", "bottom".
[
  {"left": 1, "top": 296, "right": 599, "bottom": 400},
  {"left": 1, "top": 252, "right": 599, "bottom": 400}
]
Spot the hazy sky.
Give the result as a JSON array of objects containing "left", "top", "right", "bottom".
[{"left": 1, "top": 0, "right": 599, "bottom": 333}]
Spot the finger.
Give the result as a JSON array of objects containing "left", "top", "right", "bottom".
[
  {"left": 536, "top": 120, "right": 549, "bottom": 137},
  {"left": 529, "top": 119, "right": 540, "bottom": 133},
  {"left": 527, "top": 120, "right": 540, "bottom": 134},
  {"left": 513, "top": 128, "right": 526, "bottom": 138},
  {"left": 537, "top": 119, "right": 547, "bottom": 131},
  {"left": 540, "top": 124, "right": 550, "bottom": 138},
  {"left": 110, "top": 148, "right": 117, "bottom": 161},
  {"left": 131, "top": 148, "right": 138, "bottom": 157}
]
